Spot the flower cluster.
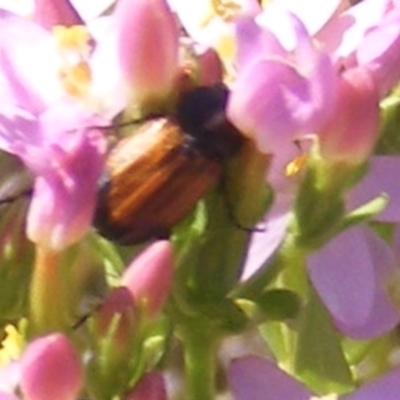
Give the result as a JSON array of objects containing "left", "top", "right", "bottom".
[{"left": 0, "top": 0, "right": 400, "bottom": 399}]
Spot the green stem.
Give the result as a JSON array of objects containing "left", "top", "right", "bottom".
[
  {"left": 29, "top": 246, "right": 69, "bottom": 335},
  {"left": 181, "top": 322, "right": 219, "bottom": 400}
]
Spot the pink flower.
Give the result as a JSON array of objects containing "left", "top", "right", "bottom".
[
  {"left": 94, "top": 0, "right": 179, "bottom": 110},
  {"left": 225, "top": 3, "right": 400, "bottom": 340},
  {"left": 227, "top": 8, "right": 337, "bottom": 155},
  {"left": 0, "top": 12, "right": 110, "bottom": 249},
  {"left": 318, "top": 67, "right": 379, "bottom": 165},
  {"left": 0, "top": 102, "right": 106, "bottom": 250},
  {"left": 20, "top": 333, "right": 83, "bottom": 400},
  {"left": 242, "top": 156, "right": 400, "bottom": 339},
  {"left": 121, "top": 241, "right": 174, "bottom": 317},
  {"left": 94, "top": 286, "right": 136, "bottom": 349},
  {"left": 316, "top": 0, "right": 400, "bottom": 96}
]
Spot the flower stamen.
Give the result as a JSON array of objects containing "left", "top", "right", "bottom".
[
  {"left": 211, "top": 0, "right": 242, "bottom": 22},
  {"left": 0, "top": 324, "right": 24, "bottom": 365},
  {"left": 285, "top": 154, "right": 308, "bottom": 177},
  {"left": 53, "top": 25, "right": 92, "bottom": 98}
]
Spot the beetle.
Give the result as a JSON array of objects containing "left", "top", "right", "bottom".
[{"left": 93, "top": 84, "right": 246, "bottom": 245}]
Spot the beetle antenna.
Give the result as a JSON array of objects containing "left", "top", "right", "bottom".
[{"left": 0, "top": 188, "right": 32, "bottom": 206}]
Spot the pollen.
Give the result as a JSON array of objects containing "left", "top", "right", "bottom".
[
  {"left": 211, "top": 0, "right": 242, "bottom": 22},
  {"left": 53, "top": 25, "right": 92, "bottom": 98},
  {"left": 58, "top": 61, "right": 91, "bottom": 98},
  {"left": 0, "top": 324, "right": 24, "bottom": 365},
  {"left": 285, "top": 154, "right": 308, "bottom": 177},
  {"left": 53, "top": 25, "right": 90, "bottom": 54}
]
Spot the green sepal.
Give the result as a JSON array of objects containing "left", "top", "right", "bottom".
[
  {"left": 342, "top": 331, "right": 399, "bottom": 382},
  {"left": 172, "top": 190, "right": 250, "bottom": 307},
  {"left": 377, "top": 91, "right": 400, "bottom": 155},
  {"left": 87, "top": 232, "right": 130, "bottom": 285},
  {"left": 369, "top": 221, "right": 396, "bottom": 243},
  {"left": 172, "top": 140, "right": 271, "bottom": 312},
  {"left": 86, "top": 312, "right": 136, "bottom": 400},
  {"left": 294, "top": 287, "right": 354, "bottom": 395},
  {"left": 339, "top": 194, "right": 388, "bottom": 233},
  {"left": 292, "top": 140, "right": 371, "bottom": 250},
  {"left": 292, "top": 159, "right": 346, "bottom": 249},
  {"left": 255, "top": 288, "right": 301, "bottom": 321}
]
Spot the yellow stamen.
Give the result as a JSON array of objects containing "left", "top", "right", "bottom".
[
  {"left": 211, "top": 0, "right": 242, "bottom": 22},
  {"left": 53, "top": 25, "right": 92, "bottom": 98},
  {"left": 0, "top": 324, "right": 24, "bottom": 365},
  {"left": 285, "top": 154, "right": 308, "bottom": 177},
  {"left": 58, "top": 61, "right": 91, "bottom": 98},
  {"left": 261, "top": 0, "right": 273, "bottom": 6},
  {"left": 53, "top": 25, "right": 90, "bottom": 54}
]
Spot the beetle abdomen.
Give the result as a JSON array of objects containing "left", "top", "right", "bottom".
[{"left": 94, "top": 118, "right": 221, "bottom": 244}]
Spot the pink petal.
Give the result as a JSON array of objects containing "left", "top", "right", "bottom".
[
  {"left": 318, "top": 67, "right": 379, "bottom": 165},
  {"left": 241, "top": 195, "right": 290, "bottom": 280},
  {"left": 228, "top": 56, "right": 334, "bottom": 153},
  {"left": 274, "top": 0, "right": 343, "bottom": 35},
  {"left": 309, "top": 226, "right": 400, "bottom": 338},
  {"left": 0, "top": 13, "right": 62, "bottom": 111},
  {"left": 343, "top": 366, "right": 400, "bottom": 400},
  {"left": 33, "top": 0, "right": 83, "bottom": 30},
  {"left": 316, "top": 0, "right": 391, "bottom": 61},
  {"left": 357, "top": 9, "right": 400, "bottom": 96},
  {"left": 234, "top": 15, "right": 286, "bottom": 71},
  {"left": 228, "top": 356, "right": 312, "bottom": 400}
]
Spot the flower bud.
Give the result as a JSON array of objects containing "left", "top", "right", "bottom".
[
  {"left": 125, "top": 371, "right": 167, "bottom": 400},
  {"left": 318, "top": 67, "right": 379, "bottom": 166},
  {"left": 113, "top": 0, "right": 179, "bottom": 108},
  {"left": 87, "top": 288, "right": 136, "bottom": 399},
  {"left": 33, "top": 0, "right": 83, "bottom": 30},
  {"left": 121, "top": 241, "right": 173, "bottom": 317},
  {"left": 94, "top": 286, "right": 136, "bottom": 348},
  {"left": 20, "top": 333, "right": 83, "bottom": 400}
]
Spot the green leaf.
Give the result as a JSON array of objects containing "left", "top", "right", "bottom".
[
  {"left": 172, "top": 191, "right": 250, "bottom": 304},
  {"left": 294, "top": 287, "right": 354, "bottom": 395},
  {"left": 340, "top": 195, "right": 388, "bottom": 233},
  {"left": 377, "top": 93, "right": 400, "bottom": 155},
  {"left": 256, "top": 289, "right": 301, "bottom": 320},
  {"left": 0, "top": 201, "right": 33, "bottom": 324},
  {"left": 259, "top": 321, "right": 297, "bottom": 368},
  {"left": 87, "top": 233, "right": 126, "bottom": 285}
]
